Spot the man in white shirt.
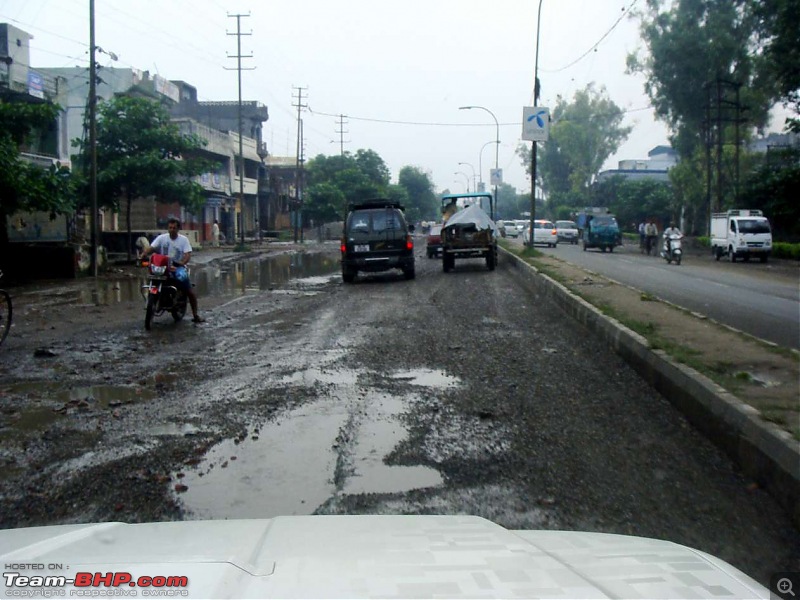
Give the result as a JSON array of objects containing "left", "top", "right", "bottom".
[
  {"left": 142, "top": 218, "right": 205, "bottom": 323},
  {"left": 663, "top": 221, "right": 682, "bottom": 255}
]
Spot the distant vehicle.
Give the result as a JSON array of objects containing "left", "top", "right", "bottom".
[
  {"left": 523, "top": 220, "right": 558, "bottom": 247},
  {"left": 440, "top": 192, "right": 498, "bottom": 272},
  {"left": 514, "top": 220, "right": 528, "bottom": 236},
  {"left": 426, "top": 224, "right": 443, "bottom": 258},
  {"left": 555, "top": 220, "right": 579, "bottom": 244},
  {"left": 340, "top": 200, "right": 415, "bottom": 283},
  {"left": 502, "top": 220, "right": 519, "bottom": 238},
  {"left": 581, "top": 213, "right": 622, "bottom": 253},
  {"left": 710, "top": 209, "right": 772, "bottom": 263}
]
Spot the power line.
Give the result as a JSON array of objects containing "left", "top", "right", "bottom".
[{"left": 539, "top": 0, "right": 638, "bottom": 74}]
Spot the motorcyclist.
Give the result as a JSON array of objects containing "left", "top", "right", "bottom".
[
  {"left": 140, "top": 218, "right": 205, "bottom": 323},
  {"left": 663, "top": 221, "right": 682, "bottom": 255}
]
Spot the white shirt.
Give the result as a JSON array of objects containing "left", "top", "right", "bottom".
[{"left": 150, "top": 233, "right": 192, "bottom": 264}]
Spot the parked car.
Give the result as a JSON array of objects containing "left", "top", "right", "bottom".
[
  {"left": 523, "top": 220, "right": 558, "bottom": 247},
  {"left": 555, "top": 220, "right": 579, "bottom": 244},
  {"left": 502, "top": 220, "right": 518, "bottom": 238},
  {"left": 340, "top": 200, "right": 415, "bottom": 283},
  {"left": 426, "top": 224, "right": 443, "bottom": 258}
]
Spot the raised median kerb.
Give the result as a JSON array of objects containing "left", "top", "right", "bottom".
[{"left": 499, "top": 244, "right": 800, "bottom": 529}]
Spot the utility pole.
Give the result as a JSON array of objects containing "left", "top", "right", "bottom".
[
  {"left": 292, "top": 86, "right": 308, "bottom": 243},
  {"left": 226, "top": 13, "right": 254, "bottom": 249},
  {"left": 334, "top": 113, "right": 350, "bottom": 158},
  {"left": 703, "top": 78, "right": 746, "bottom": 218},
  {"left": 88, "top": 0, "right": 98, "bottom": 276}
]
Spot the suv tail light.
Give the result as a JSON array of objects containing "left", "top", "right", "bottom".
[
  {"left": 340, "top": 237, "right": 347, "bottom": 254},
  {"left": 406, "top": 235, "right": 414, "bottom": 251}
]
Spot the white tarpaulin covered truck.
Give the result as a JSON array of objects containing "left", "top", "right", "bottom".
[{"left": 710, "top": 209, "right": 772, "bottom": 263}]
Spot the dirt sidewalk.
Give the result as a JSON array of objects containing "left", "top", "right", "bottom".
[{"left": 515, "top": 248, "right": 798, "bottom": 441}]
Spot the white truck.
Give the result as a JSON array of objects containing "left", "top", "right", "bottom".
[{"left": 710, "top": 209, "right": 772, "bottom": 263}]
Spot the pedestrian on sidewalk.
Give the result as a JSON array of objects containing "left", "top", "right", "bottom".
[{"left": 212, "top": 219, "right": 220, "bottom": 247}]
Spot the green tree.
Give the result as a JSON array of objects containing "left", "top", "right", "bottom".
[
  {"left": 592, "top": 176, "right": 674, "bottom": 233},
  {"left": 72, "top": 96, "right": 210, "bottom": 260},
  {"left": 518, "top": 85, "right": 631, "bottom": 211},
  {"left": 628, "top": 0, "right": 777, "bottom": 157},
  {"left": 305, "top": 150, "right": 396, "bottom": 224},
  {"left": 397, "top": 166, "right": 437, "bottom": 222},
  {"left": 0, "top": 100, "right": 75, "bottom": 256},
  {"left": 742, "top": 147, "right": 800, "bottom": 240},
  {"left": 752, "top": 0, "right": 800, "bottom": 130}
]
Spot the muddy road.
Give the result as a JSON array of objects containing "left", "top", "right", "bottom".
[{"left": 0, "top": 243, "right": 796, "bottom": 585}]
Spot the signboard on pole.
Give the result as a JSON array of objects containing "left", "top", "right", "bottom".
[
  {"left": 522, "top": 106, "right": 550, "bottom": 141},
  {"left": 490, "top": 169, "right": 503, "bottom": 186}
]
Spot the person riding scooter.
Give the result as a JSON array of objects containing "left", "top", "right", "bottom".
[{"left": 662, "top": 222, "right": 682, "bottom": 256}]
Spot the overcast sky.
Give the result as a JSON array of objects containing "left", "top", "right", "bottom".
[{"left": 4, "top": 0, "right": 678, "bottom": 194}]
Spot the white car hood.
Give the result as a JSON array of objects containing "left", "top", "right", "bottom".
[{"left": 0, "top": 515, "right": 767, "bottom": 599}]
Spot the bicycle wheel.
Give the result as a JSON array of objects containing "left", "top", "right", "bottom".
[{"left": 0, "top": 289, "right": 11, "bottom": 346}]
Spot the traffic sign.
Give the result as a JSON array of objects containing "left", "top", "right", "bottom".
[
  {"left": 522, "top": 106, "right": 550, "bottom": 141},
  {"left": 490, "top": 169, "right": 503, "bottom": 186}
]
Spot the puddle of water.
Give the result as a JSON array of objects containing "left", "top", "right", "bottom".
[
  {"left": 175, "top": 400, "right": 345, "bottom": 519},
  {"left": 193, "top": 253, "right": 340, "bottom": 299},
  {"left": 391, "top": 369, "right": 461, "bottom": 389},
  {"left": 342, "top": 394, "right": 443, "bottom": 495},
  {"left": 175, "top": 371, "right": 446, "bottom": 519},
  {"left": 3, "top": 382, "right": 154, "bottom": 409},
  {"left": 3, "top": 406, "right": 63, "bottom": 432},
  {"left": 16, "top": 252, "right": 340, "bottom": 306},
  {"left": 279, "top": 367, "right": 360, "bottom": 386}
]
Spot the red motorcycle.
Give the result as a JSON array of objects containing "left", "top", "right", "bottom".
[{"left": 141, "top": 254, "right": 188, "bottom": 330}]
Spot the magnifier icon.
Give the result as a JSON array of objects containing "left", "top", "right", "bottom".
[{"left": 778, "top": 578, "right": 796, "bottom": 597}]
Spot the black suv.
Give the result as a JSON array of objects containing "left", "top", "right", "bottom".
[{"left": 340, "top": 200, "right": 415, "bottom": 283}]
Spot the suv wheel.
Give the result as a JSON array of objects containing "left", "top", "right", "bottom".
[{"left": 342, "top": 268, "right": 356, "bottom": 283}]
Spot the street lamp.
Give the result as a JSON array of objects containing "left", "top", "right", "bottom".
[
  {"left": 454, "top": 171, "right": 470, "bottom": 193},
  {"left": 529, "top": 0, "right": 544, "bottom": 244},
  {"left": 478, "top": 140, "right": 499, "bottom": 191},
  {"left": 458, "top": 162, "right": 477, "bottom": 192},
  {"left": 460, "top": 105, "right": 499, "bottom": 220}
]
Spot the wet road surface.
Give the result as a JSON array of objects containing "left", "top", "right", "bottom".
[{"left": 0, "top": 243, "right": 797, "bottom": 585}]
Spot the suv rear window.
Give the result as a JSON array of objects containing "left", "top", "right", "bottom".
[{"left": 347, "top": 208, "right": 405, "bottom": 236}]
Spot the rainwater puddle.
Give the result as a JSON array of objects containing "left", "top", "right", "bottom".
[
  {"left": 174, "top": 377, "right": 446, "bottom": 519},
  {"left": 278, "top": 367, "right": 360, "bottom": 386},
  {"left": 342, "top": 394, "right": 443, "bottom": 495},
  {"left": 391, "top": 369, "right": 461, "bottom": 389},
  {"left": 16, "top": 252, "right": 340, "bottom": 306},
  {"left": 174, "top": 400, "right": 345, "bottom": 519},
  {"left": 3, "top": 382, "right": 154, "bottom": 409},
  {"left": 3, "top": 406, "right": 62, "bottom": 432}
]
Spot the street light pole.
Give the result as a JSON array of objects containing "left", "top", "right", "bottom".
[
  {"left": 479, "top": 140, "right": 498, "bottom": 192},
  {"left": 530, "top": 0, "right": 544, "bottom": 244},
  {"left": 460, "top": 106, "right": 499, "bottom": 221},
  {"left": 454, "top": 171, "right": 470, "bottom": 193},
  {"left": 458, "top": 162, "right": 476, "bottom": 193}
]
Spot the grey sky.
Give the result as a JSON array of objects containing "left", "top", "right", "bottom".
[{"left": 4, "top": 0, "right": 676, "bottom": 193}]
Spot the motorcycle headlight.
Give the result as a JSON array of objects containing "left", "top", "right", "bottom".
[{"left": 150, "top": 265, "right": 167, "bottom": 276}]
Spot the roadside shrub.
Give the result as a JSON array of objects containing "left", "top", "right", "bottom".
[{"left": 773, "top": 242, "right": 800, "bottom": 260}]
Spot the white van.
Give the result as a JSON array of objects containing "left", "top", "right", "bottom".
[{"left": 710, "top": 209, "right": 772, "bottom": 263}]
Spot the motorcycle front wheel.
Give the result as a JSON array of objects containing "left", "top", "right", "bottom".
[{"left": 145, "top": 294, "right": 156, "bottom": 330}]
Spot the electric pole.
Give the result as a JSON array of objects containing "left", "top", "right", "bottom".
[
  {"left": 88, "top": 0, "right": 98, "bottom": 276},
  {"left": 226, "top": 13, "right": 254, "bottom": 249},
  {"left": 292, "top": 86, "right": 307, "bottom": 243},
  {"left": 334, "top": 113, "right": 350, "bottom": 158}
]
